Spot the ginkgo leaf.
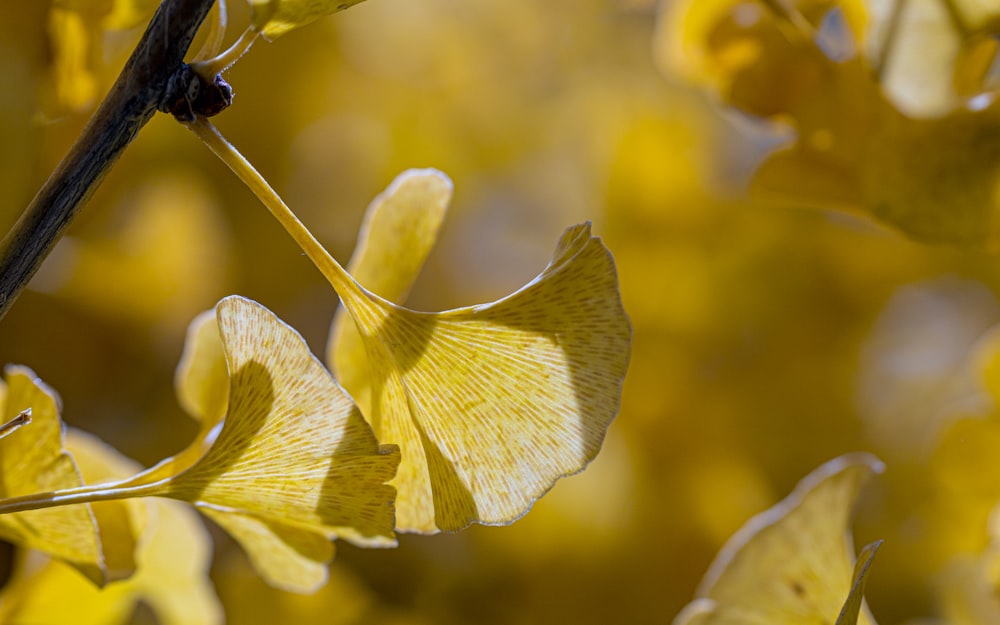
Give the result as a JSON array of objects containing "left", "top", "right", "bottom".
[
  {"left": 673, "top": 453, "right": 884, "bottom": 625},
  {"left": 328, "top": 168, "right": 452, "bottom": 418},
  {"left": 329, "top": 218, "right": 630, "bottom": 533},
  {"left": 0, "top": 366, "right": 105, "bottom": 586},
  {"left": 0, "top": 428, "right": 223, "bottom": 625},
  {"left": 864, "top": 0, "right": 1000, "bottom": 117},
  {"left": 117, "top": 302, "right": 373, "bottom": 593},
  {"left": 125, "top": 296, "right": 400, "bottom": 591},
  {"left": 198, "top": 507, "right": 334, "bottom": 592},
  {"left": 175, "top": 308, "right": 339, "bottom": 591},
  {"left": 249, "top": 0, "right": 368, "bottom": 39},
  {"left": 67, "top": 428, "right": 141, "bottom": 584}
]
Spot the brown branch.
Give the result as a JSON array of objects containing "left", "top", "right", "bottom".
[{"left": 0, "top": 0, "right": 217, "bottom": 320}]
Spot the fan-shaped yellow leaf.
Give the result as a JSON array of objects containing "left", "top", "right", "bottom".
[
  {"left": 117, "top": 304, "right": 358, "bottom": 593},
  {"left": 131, "top": 296, "right": 400, "bottom": 590},
  {"left": 249, "top": 0, "right": 368, "bottom": 39},
  {"left": 164, "top": 295, "right": 400, "bottom": 540},
  {"left": 328, "top": 168, "right": 452, "bottom": 418},
  {"left": 330, "top": 218, "right": 630, "bottom": 533},
  {"left": 0, "top": 366, "right": 105, "bottom": 586},
  {"left": 674, "top": 453, "right": 884, "bottom": 625}
]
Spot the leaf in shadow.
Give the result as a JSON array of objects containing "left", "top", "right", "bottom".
[
  {"left": 0, "top": 366, "right": 105, "bottom": 586},
  {"left": 327, "top": 177, "right": 631, "bottom": 533},
  {"left": 132, "top": 296, "right": 400, "bottom": 592},
  {"left": 328, "top": 168, "right": 452, "bottom": 419}
]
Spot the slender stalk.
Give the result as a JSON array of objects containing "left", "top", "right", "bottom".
[
  {"left": 193, "top": 0, "right": 229, "bottom": 62},
  {"left": 0, "top": 0, "right": 217, "bottom": 321},
  {"left": 0, "top": 480, "right": 165, "bottom": 516},
  {"left": 185, "top": 117, "right": 367, "bottom": 305},
  {"left": 191, "top": 27, "right": 260, "bottom": 78},
  {"left": 0, "top": 410, "right": 30, "bottom": 442}
]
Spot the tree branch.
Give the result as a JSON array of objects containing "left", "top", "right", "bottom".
[{"left": 0, "top": 0, "right": 217, "bottom": 320}]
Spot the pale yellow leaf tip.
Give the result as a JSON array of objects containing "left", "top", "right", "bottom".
[
  {"left": 343, "top": 220, "right": 631, "bottom": 533},
  {"left": 249, "top": 0, "right": 368, "bottom": 39},
  {"left": 835, "top": 540, "right": 884, "bottom": 625},
  {"left": 328, "top": 167, "right": 453, "bottom": 413}
]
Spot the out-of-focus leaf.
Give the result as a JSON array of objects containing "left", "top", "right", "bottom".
[
  {"left": 328, "top": 168, "right": 452, "bottom": 419},
  {"left": 857, "top": 278, "right": 999, "bottom": 460},
  {"left": 329, "top": 208, "right": 630, "bottom": 532},
  {"left": 864, "top": 0, "right": 1000, "bottom": 117},
  {"left": 657, "top": 0, "right": 1000, "bottom": 248},
  {"left": 45, "top": 0, "right": 160, "bottom": 114},
  {"left": 127, "top": 296, "right": 400, "bottom": 592},
  {"left": 673, "top": 453, "right": 884, "bottom": 625},
  {"left": 47, "top": 8, "right": 99, "bottom": 112},
  {"left": 249, "top": 0, "right": 368, "bottom": 39},
  {"left": 99, "top": 0, "right": 159, "bottom": 30},
  {"left": 0, "top": 366, "right": 105, "bottom": 586},
  {"left": 35, "top": 171, "right": 232, "bottom": 329}
]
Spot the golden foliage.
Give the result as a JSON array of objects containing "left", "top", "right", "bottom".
[
  {"left": 0, "top": 367, "right": 104, "bottom": 586},
  {"left": 675, "top": 454, "right": 883, "bottom": 625},
  {"left": 326, "top": 172, "right": 629, "bottom": 531}
]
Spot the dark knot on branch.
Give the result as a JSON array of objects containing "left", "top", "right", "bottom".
[{"left": 160, "top": 64, "right": 233, "bottom": 122}]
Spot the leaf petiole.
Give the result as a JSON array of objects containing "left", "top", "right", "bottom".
[
  {"left": 183, "top": 117, "right": 368, "bottom": 311},
  {"left": 191, "top": 26, "right": 261, "bottom": 80},
  {"left": 0, "top": 479, "right": 166, "bottom": 516}
]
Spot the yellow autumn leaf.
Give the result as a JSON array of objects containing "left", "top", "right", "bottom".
[
  {"left": 47, "top": 8, "right": 99, "bottom": 112},
  {"left": 654, "top": 0, "right": 868, "bottom": 116},
  {"left": 658, "top": 0, "right": 1000, "bottom": 246},
  {"left": 329, "top": 211, "right": 630, "bottom": 532},
  {"left": 249, "top": 0, "right": 369, "bottom": 39},
  {"left": 328, "top": 168, "right": 452, "bottom": 418},
  {"left": 99, "top": 0, "right": 159, "bottom": 30},
  {"left": 674, "top": 453, "right": 884, "bottom": 625},
  {"left": 864, "top": 0, "right": 1000, "bottom": 117},
  {"left": 116, "top": 295, "right": 400, "bottom": 592},
  {"left": 139, "top": 306, "right": 338, "bottom": 592},
  {"left": 0, "top": 428, "right": 222, "bottom": 625},
  {"left": 0, "top": 366, "right": 105, "bottom": 586}
]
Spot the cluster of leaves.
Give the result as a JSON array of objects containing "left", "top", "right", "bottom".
[
  {"left": 0, "top": 1, "right": 632, "bottom": 623},
  {"left": 0, "top": 165, "right": 629, "bottom": 622},
  {"left": 656, "top": 0, "right": 1000, "bottom": 246},
  {"left": 657, "top": 1, "right": 1000, "bottom": 624},
  {"left": 16, "top": 0, "right": 1000, "bottom": 623}
]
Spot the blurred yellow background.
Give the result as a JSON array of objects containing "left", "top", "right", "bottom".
[{"left": 3, "top": 1, "right": 1000, "bottom": 623}]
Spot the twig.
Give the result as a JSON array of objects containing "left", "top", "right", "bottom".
[{"left": 0, "top": 0, "right": 217, "bottom": 321}]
